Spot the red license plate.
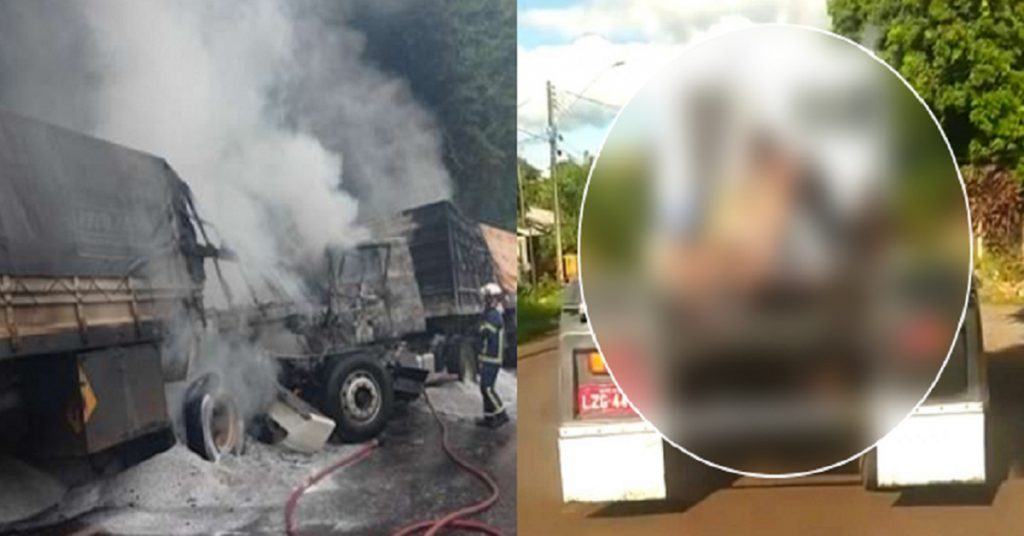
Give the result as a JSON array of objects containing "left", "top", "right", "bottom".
[{"left": 577, "top": 383, "right": 634, "bottom": 417}]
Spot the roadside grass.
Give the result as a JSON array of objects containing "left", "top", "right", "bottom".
[
  {"left": 517, "top": 285, "right": 562, "bottom": 345},
  {"left": 975, "top": 253, "right": 1024, "bottom": 305}
]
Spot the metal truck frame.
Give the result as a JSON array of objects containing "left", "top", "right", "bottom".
[{"left": 0, "top": 111, "right": 442, "bottom": 522}]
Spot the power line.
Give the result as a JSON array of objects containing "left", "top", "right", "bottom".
[
  {"left": 556, "top": 89, "right": 621, "bottom": 111},
  {"left": 551, "top": 60, "right": 626, "bottom": 118},
  {"left": 517, "top": 127, "right": 546, "bottom": 142}
]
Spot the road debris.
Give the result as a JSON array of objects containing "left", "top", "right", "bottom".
[{"left": 266, "top": 389, "right": 337, "bottom": 454}]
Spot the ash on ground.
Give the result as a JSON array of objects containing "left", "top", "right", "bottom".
[
  {"left": 12, "top": 369, "right": 517, "bottom": 535},
  {"left": 17, "top": 441, "right": 366, "bottom": 535},
  {"left": 425, "top": 369, "right": 517, "bottom": 420}
]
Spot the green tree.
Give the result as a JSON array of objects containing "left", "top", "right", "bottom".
[
  {"left": 830, "top": 0, "right": 1024, "bottom": 173},
  {"left": 350, "top": 0, "right": 516, "bottom": 230},
  {"left": 830, "top": 0, "right": 1024, "bottom": 247},
  {"left": 520, "top": 156, "right": 591, "bottom": 275}
]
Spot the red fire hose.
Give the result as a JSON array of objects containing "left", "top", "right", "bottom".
[
  {"left": 284, "top": 438, "right": 380, "bottom": 536},
  {"left": 389, "top": 391, "right": 503, "bottom": 536},
  {"left": 284, "top": 391, "right": 504, "bottom": 536}
]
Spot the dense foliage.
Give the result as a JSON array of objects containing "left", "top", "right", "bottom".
[
  {"left": 830, "top": 0, "right": 1024, "bottom": 247},
  {"left": 349, "top": 0, "right": 516, "bottom": 230},
  {"left": 830, "top": 0, "right": 1024, "bottom": 173},
  {"left": 519, "top": 156, "right": 591, "bottom": 273}
]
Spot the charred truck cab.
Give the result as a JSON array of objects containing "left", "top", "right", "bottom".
[
  {"left": 363, "top": 201, "right": 514, "bottom": 380},
  {"left": 268, "top": 201, "right": 513, "bottom": 443}
]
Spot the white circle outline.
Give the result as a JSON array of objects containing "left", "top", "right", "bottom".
[{"left": 576, "top": 23, "right": 975, "bottom": 479}]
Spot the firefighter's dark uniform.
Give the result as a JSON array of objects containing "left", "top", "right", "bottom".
[{"left": 478, "top": 306, "right": 507, "bottom": 425}]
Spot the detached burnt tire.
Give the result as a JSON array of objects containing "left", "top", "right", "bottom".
[
  {"left": 324, "top": 354, "right": 394, "bottom": 442},
  {"left": 184, "top": 373, "right": 245, "bottom": 462}
]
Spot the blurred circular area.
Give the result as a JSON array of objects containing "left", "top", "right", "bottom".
[{"left": 579, "top": 25, "right": 971, "bottom": 476}]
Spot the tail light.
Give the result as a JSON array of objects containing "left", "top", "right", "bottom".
[
  {"left": 897, "top": 313, "right": 948, "bottom": 361},
  {"left": 584, "top": 350, "right": 607, "bottom": 375}
]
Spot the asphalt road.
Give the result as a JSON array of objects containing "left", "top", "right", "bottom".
[
  {"left": 10, "top": 372, "right": 517, "bottom": 535},
  {"left": 518, "top": 304, "right": 1024, "bottom": 535},
  {"left": 273, "top": 380, "right": 518, "bottom": 535},
  {"left": 270, "top": 383, "right": 520, "bottom": 536}
]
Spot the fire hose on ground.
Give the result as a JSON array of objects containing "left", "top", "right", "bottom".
[{"left": 284, "top": 390, "right": 504, "bottom": 536}]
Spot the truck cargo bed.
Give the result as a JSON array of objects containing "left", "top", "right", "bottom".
[
  {"left": 369, "top": 201, "right": 498, "bottom": 319},
  {"left": 0, "top": 274, "right": 191, "bottom": 360},
  {"left": 0, "top": 109, "right": 204, "bottom": 360}
]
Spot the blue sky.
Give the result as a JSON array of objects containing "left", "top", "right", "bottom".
[
  {"left": 517, "top": 0, "right": 575, "bottom": 49},
  {"left": 517, "top": 1, "right": 669, "bottom": 172},
  {"left": 518, "top": 0, "right": 648, "bottom": 49},
  {"left": 516, "top": 0, "right": 829, "bottom": 173}
]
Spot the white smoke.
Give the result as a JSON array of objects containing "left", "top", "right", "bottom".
[
  {"left": 0, "top": 0, "right": 453, "bottom": 302},
  {"left": 79, "top": 1, "right": 355, "bottom": 274},
  {"left": 281, "top": 1, "right": 454, "bottom": 218},
  {"left": 0, "top": 0, "right": 455, "bottom": 431}
]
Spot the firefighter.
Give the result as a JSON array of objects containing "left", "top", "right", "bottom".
[{"left": 477, "top": 283, "right": 509, "bottom": 428}]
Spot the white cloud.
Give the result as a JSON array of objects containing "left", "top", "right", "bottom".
[
  {"left": 518, "top": 36, "right": 683, "bottom": 133},
  {"left": 520, "top": 0, "right": 829, "bottom": 42},
  {"left": 517, "top": 0, "right": 832, "bottom": 167},
  {"left": 517, "top": 16, "right": 773, "bottom": 134}
]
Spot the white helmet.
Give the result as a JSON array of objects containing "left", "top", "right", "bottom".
[{"left": 479, "top": 282, "right": 503, "bottom": 298}]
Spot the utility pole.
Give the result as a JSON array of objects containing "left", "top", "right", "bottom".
[
  {"left": 547, "top": 80, "right": 564, "bottom": 282},
  {"left": 516, "top": 155, "right": 536, "bottom": 287}
]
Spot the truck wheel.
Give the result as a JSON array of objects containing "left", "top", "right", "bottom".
[
  {"left": 325, "top": 355, "right": 394, "bottom": 442},
  {"left": 184, "top": 374, "right": 245, "bottom": 462},
  {"left": 860, "top": 449, "right": 879, "bottom": 490}
]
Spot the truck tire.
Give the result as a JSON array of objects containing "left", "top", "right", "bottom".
[
  {"left": 860, "top": 449, "right": 879, "bottom": 490},
  {"left": 325, "top": 354, "right": 394, "bottom": 442},
  {"left": 184, "top": 373, "right": 245, "bottom": 462}
]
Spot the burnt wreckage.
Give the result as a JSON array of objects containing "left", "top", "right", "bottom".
[{"left": 0, "top": 109, "right": 510, "bottom": 521}]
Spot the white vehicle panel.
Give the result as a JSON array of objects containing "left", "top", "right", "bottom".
[
  {"left": 876, "top": 401, "right": 985, "bottom": 487},
  {"left": 558, "top": 420, "right": 666, "bottom": 502}
]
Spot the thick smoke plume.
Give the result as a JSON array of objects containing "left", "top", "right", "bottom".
[
  {"left": 0, "top": 0, "right": 453, "bottom": 428},
  {"left": 0, "top": 0, "right": 452, "bottom": 300}
]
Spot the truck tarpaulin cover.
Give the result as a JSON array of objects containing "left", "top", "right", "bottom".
[{"left": 0, "top": 109, "right": 188, "bottom": 278}]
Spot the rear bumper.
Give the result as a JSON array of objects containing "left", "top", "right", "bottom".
[
  {"left": 557, "top": 418, "right": 666, "bottom": 502},
  {"left": 875, "top": 400, "right": 986, "bottom": 487}
]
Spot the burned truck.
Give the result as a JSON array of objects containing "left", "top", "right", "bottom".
[
  {"left": 308, "top": 202, "right": 512, "bottom": 381},
  {"left": 0, "top": 110, "right": 513, "bottom": 519},
  {"left": 0, "top": 110, "right": 461, "bottom": 521},
  {"left": 0, "top": 109, "right": 224, "bottom": 464},
  {"left": 257, "top": 201, "right": 514, "bottom": 447}
]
